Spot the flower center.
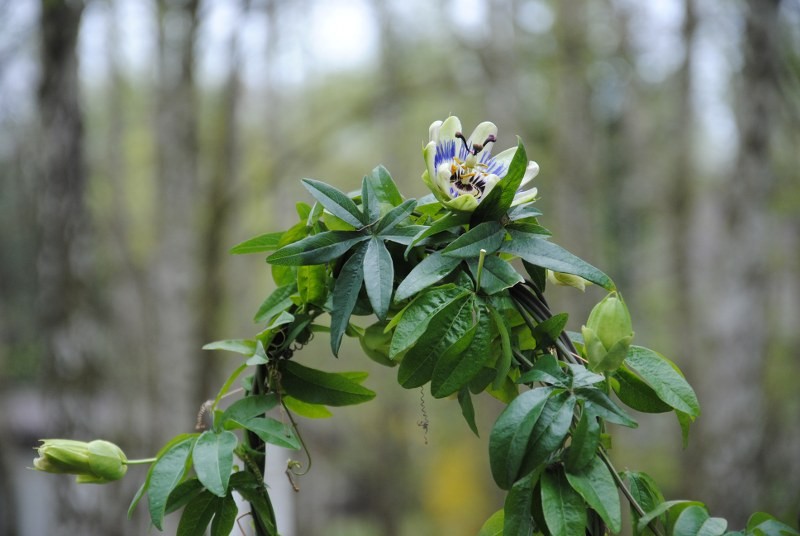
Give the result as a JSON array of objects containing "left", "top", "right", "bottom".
[{"left": 448, "top": 131, "right": 498, "bottom": 199}]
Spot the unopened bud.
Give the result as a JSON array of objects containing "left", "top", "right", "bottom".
[
  {"left": 34, "top": 439, "right": 128, "bottom": 484},
  {"left": 586, "top": 292, "right": 633, "bottom": 351}
]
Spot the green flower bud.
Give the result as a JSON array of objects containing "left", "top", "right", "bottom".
[
  {"left": 34, "top": 439, "right": 128, "bottom": 484},
  {"left": 586, "top": 292, "right": 633, "bottom": 351}
]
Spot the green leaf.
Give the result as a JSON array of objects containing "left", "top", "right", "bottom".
[
  {"left": 176, "top": 490, "right": 217, "bottom": 536},
  {"left": 541, "top": 466, "right": 588, "bottom": 536},
  {"left": 377, "top": 224, "right": 429, "bottom": 245},
  {"left": 280, "top": 360, "right": 376, "bottom": 406},
  {"left": 507, "top": 203, "right": 543, "bottom": 221},
  {"left": 282, "top": 396, "right": 333, "bottom": 419},
  {"left": 457, "top": 387, "right": 479, "bottom": 436},
  {"left": 611, "top": 366, "right": 672, "bottom": 413},
  {"left": 745, "top": 512, "right": 799, "bottom": 535},
  {"left": 230, "top": 231, "right": 284, "bottom": 254},
  {"left": 397, "top": 294, "right": 474, "bottom": 389},
  {"left": 487, "top": 303, "right": 513, "bottom": 389},
  {"left": 441, "top": 221, "right": 506, "bottom": 258},
  {"left": 302, "top": 178, "right": 366, "bottom": 227},
  {"left": 478, "top": 509, "right": 505, "bottom": 536},
  {"left": 503, "top": 472, "right": 537, "bottom": 536},
  {"left": 363, "top": 237, "right": 394, "bottom": 320},
  {"left": 202, "top": 339, "right": 257, "bottom": 356},
  {"left": 375, "top": 199, "right": 417, "bottom": 235},
  {"left": 210, "top": 494, "right": 238, "bottom": 536},
  {"left": 489, "top": 386, "right": 553, "bottom": 490},
  {"left": 297, "top": 264, "right": 328, "bottom": 306},
  {"left": 467, "top": 255, "right": 524, "bottom": 295},
  {"left": 577, "top": 387, "right": 638, "bottom": 428},
  {"left": 394, "top": 251, "right": 462, "bottom": 302},
  {"left": 672, "top": 505, "right": 727, "bottom": 536},
  {"left": 637, "top": 501, "right": 705, "bottom": 533},
  {"left": 531, "top": 312, "right": 569, "bottom": 351},
  {"left": 239, "top": 417, "right": 301, "bottom": 450},
  {"left": 623, "top": 471, "right": 665, "bottom": 536},
  {"left": 366, "top": 165, "right": 403, "bottom": 208},
  {"left": 519, "top": 392, "right": 577, "bottom": 476},
  {"left": 165, "top": 478, "right": 204, "bottom": 515},
  {"left": 267, "top": 230, "right": 368, "bottom": 266},
  {"left": 229, "top": 472, "right": 278, "bottom": 534},
  {"left": 220, "top": 394, "right": 279, "bottom": 426},
  {"left": 517, "top": 354, "right": 570, "bottom": 388},
  {"left": 389, "top": 285, "right": 469, "bottom": 358},
  {"left": 506, "top": 222, "right": 551, "bottom": 236},
  {"left": 431, "top": 306, "right": 493, "bottom": 398},
  {"left": 404, "top": 211, "right": 470, "bottom": 255},
  {"left": 361, "top": 175, "right": 381, "bottom": 223},
  {"left": 676, "top": 410, "right": 695, "bottom": 448},
  {"left": 253, "top": 283, "right": 297, "bottom": 323},
  {"left": 330, "top": 243, "right": 367, "bottom": 356},
  {"left": 565, "top": 455, "right": 622, "bottom": 533},
  {"left": 192, "top": 430, "right": 237, "bottom": 498},
  {"left": 472, "top": 138, "right": 529, "bottom": 223},
  {"left": 567, "top": 364, "right": 606, "bottom": 388},
  {"left": 500, "top": 230, "right": 615, "bottom": 290},
  {"left": 564, "top": 408, "right": 600, "bottom": 472},
  {"left": 625, "top": 346, "right": 700, "bottom": 417},
  {"left": 147, "top": 436, "right": 197, "bottom": 530}
]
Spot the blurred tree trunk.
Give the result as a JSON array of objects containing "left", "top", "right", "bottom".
[
  {"left": 551, "top": 0, "right": 597, "bottom": 315},
  {"left": 148, "top": 0, "right": 201, "bottom": 444},
  {"left": 196, "top": 3, "right": 244, "bottom": 402},
  {"left": 35, "top": 0, "right": 125, "bottom": 533},
  {"left": 691, "top": 0, "right": 781, "bottom": 524}
]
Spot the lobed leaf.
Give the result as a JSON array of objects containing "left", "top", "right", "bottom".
[
  {"left": 147, "top": 436, "right": 198, "bottom": 530},
  {"left": 625, "top": 346, "right": 700, "bottom": 417},
  {"left": 541, "top": 466, "right": 588, "bottom": 536},
  {"left": 441, "top": 221, "right": 507, "bottom": 258},
  {"left": 389, "top": 285, "right": 469, "bottom": 358},
  {"left": 363, "top": 237, "right": 394, "bottom": 320},
  {"left": 394, "top": 251, "right": 462, "bottom": 302},
  {"left": 500, "top": 230, "right": 615, "bottom": 290},
  {"left": 280, "top": 361, "right": 376, "bottom": 406},
  {"left": 302, "top": 178, "right": 366, "bottom": 228},
  {"left": 489, "top": 386, "right": 553, "bottom": 490},
  {"left": 230, "top": 232, "right": 284, "bottom": 255},
  {"left": 192, "top": 431, "right": 237, "bottom": 498},
  {"left": 467, "top": 255, "right": 524, "bottom": 295},
  {"left": 565, "top": 455, "right": 622, "bottom": 533},
  {"left": 267, "top": 231, "right": 368, "bottom": 266},
  {"left": 329, "top": 243, "right": 368, "bottom": 356},
  {"left": 431, "top": 306, "right": 493, "bottom": 398}
]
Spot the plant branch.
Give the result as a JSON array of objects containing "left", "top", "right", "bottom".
[{"left": 598, "top": 449, "right": 665, "bottom": 536}]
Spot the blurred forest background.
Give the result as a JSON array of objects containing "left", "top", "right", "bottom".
[{"left": 1, "top": 0, "right": 799, "bottom": 534}]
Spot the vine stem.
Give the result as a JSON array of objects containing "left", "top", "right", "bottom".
[
  {"left": 124, "top": 457, "right": 157, "bottom": 465},
  {"left": 598, "top": 449, "right": 665, "bottom": 536}
]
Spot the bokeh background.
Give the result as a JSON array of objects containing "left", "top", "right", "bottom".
[{"left": 1, "top": 0, "right": 799, "bottom": 534}]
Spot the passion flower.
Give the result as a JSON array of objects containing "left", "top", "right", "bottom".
[{"left": 422, "top": 116, "right": 539, "bottom": 212}]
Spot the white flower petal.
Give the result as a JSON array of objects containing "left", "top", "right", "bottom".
[
  {"left": 518, "top": 161, "right": 540, "bottom": 187},
  {"left": 436, "top": 163, "right": 453, "bottom": 196},
  {"left": 428, "top": 121, "right": 442, "bottom": 143},
  {"left": 423, "top": 141, "right": 437, "bottom": 179},
  {"left": 491, "top": 146, "right": 517, "bottom": 168},
  {"left": 512, "top": 187, "right": 538, "bottom": 206},
  {"left": 481, "top": 174, "right": 501, "bottom": 197},
  {"left": 466, "top": 121, "right": 498, "bottom": 152},
  {"left": 438, "top": 116, "right": 462, "bottom": 142}
]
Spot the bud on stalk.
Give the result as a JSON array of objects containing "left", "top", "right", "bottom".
[
  {"left": 582, "top": 292, "right": 634, "bottom": 372},
  {"left": 33, "top": 439, "right": 128, "bottom": 484}
]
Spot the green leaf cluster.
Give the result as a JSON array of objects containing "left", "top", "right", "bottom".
[{"left": 129, "top": 150, "right": 798, "bottom": 536}]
